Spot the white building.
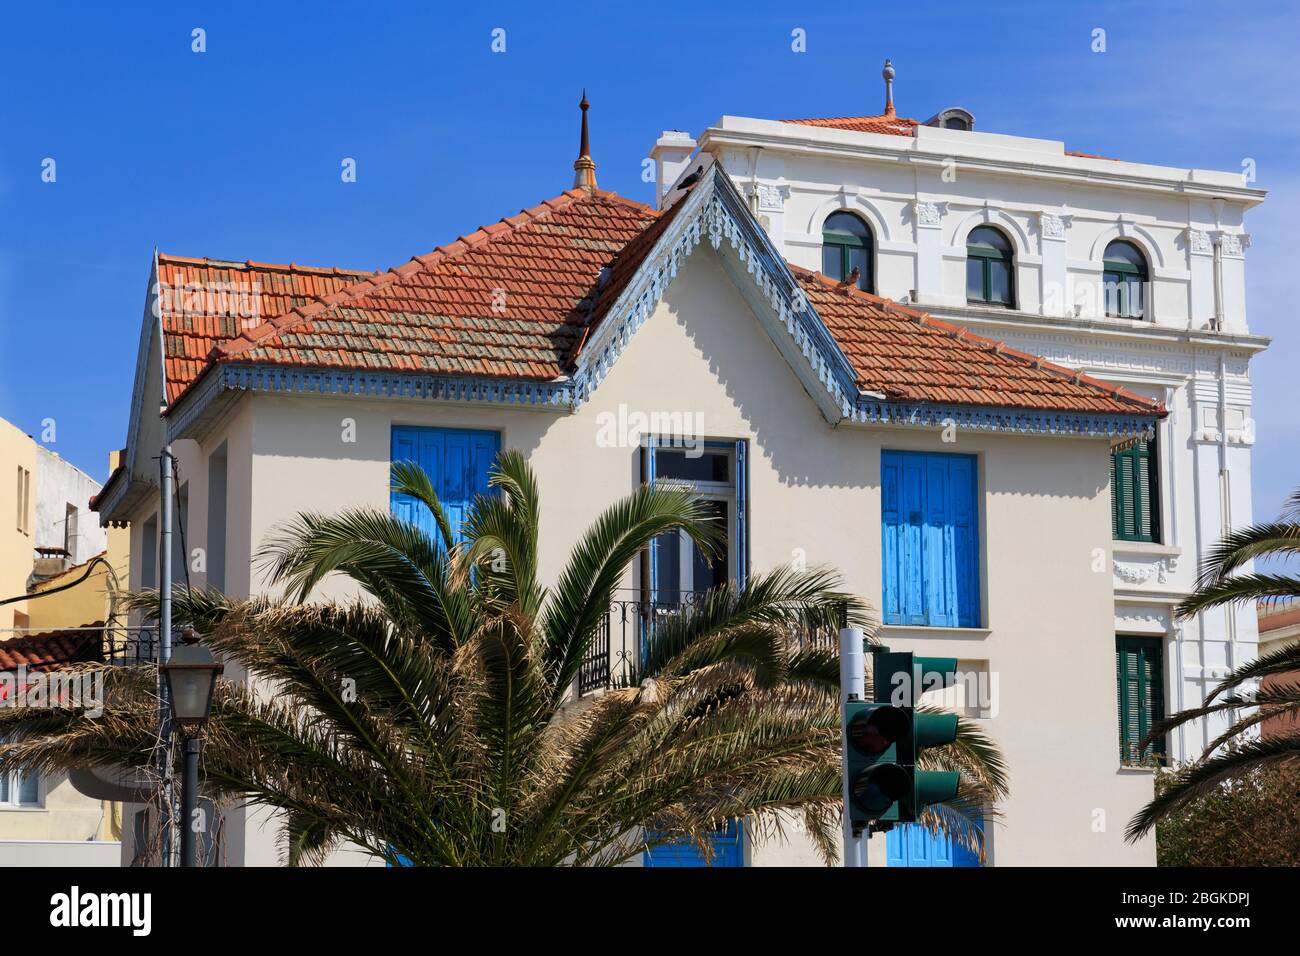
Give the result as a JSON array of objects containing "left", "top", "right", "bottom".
[
  {"left": 653, "top": 62, "right": 1267, "bottom": 774},
  {"left": 85, "top": 79, "right": 1275, "bottom": 866}
]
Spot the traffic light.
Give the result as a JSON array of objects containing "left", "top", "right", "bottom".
[
  {"left": 844, "top": 700, "right": 910, "bottom": 830},
  {"left": 841, "top": 647, "right": 963, "bottom": 833}
]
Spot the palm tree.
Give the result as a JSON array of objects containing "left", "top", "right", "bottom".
[
  {"left": 1, "top": 452, "right": 1006, "bottom": 866},
  {"left": 1127, "top": 488, "right": 1300, "bottom": 841}
]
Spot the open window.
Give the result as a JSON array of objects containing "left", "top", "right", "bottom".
[
  {"left": 821, "top": 212, "right": 874, "bottom": 293},
  {"left": 642, "top": 439, "right": 748, "bottom": 606}
]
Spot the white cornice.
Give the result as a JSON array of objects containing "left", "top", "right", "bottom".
[{"left": 701, "top": 121, "right": 1266, "bottom": 207}]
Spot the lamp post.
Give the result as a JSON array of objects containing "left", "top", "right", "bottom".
[{"left": 159, "top": 627, "right": 223, "bottom": 867}]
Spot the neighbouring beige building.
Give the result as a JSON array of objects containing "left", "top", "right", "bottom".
[
  {"left": 93, "top": 112, "right": 1169, "bottom": 865},
  {"left": 1, "top": 421, "right": 122, "bottom": 864}
]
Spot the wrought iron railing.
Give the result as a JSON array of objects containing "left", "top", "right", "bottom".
[
  {"left": 576, "top": 593, "right": 840, "bottom": 695},
  {"left": 102, "top": 627, "right": 162, "bottom": 666}
]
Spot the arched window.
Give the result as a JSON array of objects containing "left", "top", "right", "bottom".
[
  {"left": 966, "top": 226, "right": 1014, "bottom": 307},
  {"left": 1103, "top": 240, "right": 1148, "bottom": 319},
  {"left": 821, "top": 212, "right": 874, "bottom": 292}
]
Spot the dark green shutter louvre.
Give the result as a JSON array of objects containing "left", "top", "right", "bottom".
[
  {"left": 1111, "top": 437, "right": 1159, "bottom": 542},
  {"left": 1116, "top": 636, "right": 1166, "bottom": 764}
]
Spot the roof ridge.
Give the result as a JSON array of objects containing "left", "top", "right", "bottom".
[
  {"left": 157, "top": 253, "right": 378, "bottom": 278},
  {"left": 784, "top": 113, "right": 918, "bottom": 124},
  {"left": 791, "top": 265, "right": 1165, "bottom": 415},
  {"left": 217, "top": 188, "right": 661, "bottom": 360}
]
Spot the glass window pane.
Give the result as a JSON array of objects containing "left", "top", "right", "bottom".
[
  {"left": 690, "top": 500, "right": 729, "bottom": 594},
  {"left": 655, "top": 530, "right": 681, "bottom": 603},
  {"left": 989, "top": 261, "right": 1012, "bottom": 304},
  {"left": 823, "top": 212, "right": 870, "bottom": 241},
  {"left": 1126, "top": 277, "right": 1144, "bottom": 318},
  {"left": 1103, "top": 274, "right": 1121, "bottom": 315},
  {"left": 19, "top": 773, "right": 39, "bottom": 804},
  {"left": 656, "top": 450, "right": 729, "bottom": 483},
  {"left": 0, "top": 773, "right": 9, "bottom": 803},
  {"left": 1103, "top": 240, "right": 1145, "bottom": 272},
  {"left": 848, "top": 247, "right": 869, "bottom": 290},
  {"left": 967, "top": 226, "right": 1011, "bottom": 256},
  {"left": 822, "top": 244, "right": 843, "bottom": 280},
  {"left": 966, "top": 259, "right": 985, "bottom": 300}
]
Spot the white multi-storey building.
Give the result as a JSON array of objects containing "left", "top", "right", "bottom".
[{"left": 653, "top": 63, "right": 1268, "bottom": 768}]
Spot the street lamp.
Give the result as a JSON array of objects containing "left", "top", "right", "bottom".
[{"left": 160, "top": 627, "right": 223, "bottom": 867}]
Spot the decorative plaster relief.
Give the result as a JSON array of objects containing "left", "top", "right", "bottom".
[
  {"left": 1113, "top": 556, "right": 1179, "bottom": 586},
  {"left": 1040, "top": 213, "right": 1071, "bottom": 240},
  {"left": 915, "top": 201, "right": 947, "bottom": 228}
]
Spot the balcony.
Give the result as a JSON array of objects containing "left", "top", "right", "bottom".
[{"left": 577, "top": 593, "right": 839, "bottom": 695}]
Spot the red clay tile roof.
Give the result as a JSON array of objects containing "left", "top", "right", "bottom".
[
  {"left": 782, "top": 113, "right": 918, "bottom": 137},
  {"left": 207, "top": 188, "right": 661, "bottom": 387},
  {"left": 161, "top": 184, "right": 1160, "bottom": 422},
  {"left": 1259, "top": 600, "right": 1300, "bottom": 632},
  {"left": 793, "top": 268, "right": 1164, "bottom": 416},
  {"left": 158, "top": 255, "right": 379, "bottom": 404},
  {"left": 0, "top": 623, "right": 103, "bottom": 673}
]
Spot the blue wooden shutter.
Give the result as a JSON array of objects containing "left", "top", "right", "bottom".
[
  {"left": 901, "top": 454, "right": 927, "bottom": 624},
  {"left": 947, "top": 454, "right": 980, "bottom": 628},
  {"left": 881, "top": 451, "right": 979, "bottom": 627},
  {"left": 925, "top": 455, "right": 955, "bottom": 627},
  {"left": 390, "top": 426, "right": 499, "bottom": 543},
  {"left": 881, "top": 454, "right": 903, "bottom": 624}
]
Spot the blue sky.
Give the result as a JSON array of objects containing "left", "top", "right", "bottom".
[{"left": 1, "top": 1, "right": 1296, "bottom": 526}]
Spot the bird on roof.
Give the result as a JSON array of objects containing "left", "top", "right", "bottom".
[
  {"left": 676, "top": 165, "right": 705, "bottom": 190},
  {"left": 839, "top": 265, "right": 861, "bottom": 288}
]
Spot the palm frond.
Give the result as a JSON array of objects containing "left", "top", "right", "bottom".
[{"left": 1126, "top": 734, "right": 1300, "bottom": 841}]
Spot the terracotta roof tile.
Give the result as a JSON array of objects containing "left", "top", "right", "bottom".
[
  {"left": 156, "top": 255, "right": 379, "bottom": 404},
  {"left": 792, "top": 267, "right": 1164, "bottom": 417},
  {"left": 782, "top": 113, "right": 919, "bottom": 136},
  {"left": 201, "top": 188, "right": 661, "bottom": 389},
  {"left": 0, "top": 623, "right": 104, "bottom": 673}
]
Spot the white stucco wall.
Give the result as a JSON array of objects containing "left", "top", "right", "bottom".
[{"left": 34, "top": 446, "right": 106, "bottom": 568}]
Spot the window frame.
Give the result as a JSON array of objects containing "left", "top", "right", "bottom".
[
  {"left": 0, "top": 768, "right": 43, "bottom": 808},
  {"left": 821, "top": 212, "right": 875, "bottom": 293},
  {"left": 1116, "top": 635, "right": 1167, "bottom": 765},
  {"left": 965, "top": 226, "right": 1015, "bottom": 308},
  {"left": 1102, "top": 240, "right": 1148, "bottom": 320},
  {"left": 1111, "top": 434, "right": 1161, "bottom": 543}
]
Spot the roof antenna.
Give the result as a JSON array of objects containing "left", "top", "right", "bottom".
[
  {"left": 573, "top": 90, "right": 598, "bottom": 192},
  {"left": 882, "top": 58, "right": 895, "bottom": 117}
]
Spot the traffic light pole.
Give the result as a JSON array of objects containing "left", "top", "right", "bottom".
[{"left": 838, "top": 623, "right": 868, "bottom": 868}]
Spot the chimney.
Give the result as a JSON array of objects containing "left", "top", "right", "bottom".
[
  {"left": 649, "top": 130, "right": 697, "bottom": 209},
  {"left": 572, "top": 90, "right": 598, "bottom": 191}
]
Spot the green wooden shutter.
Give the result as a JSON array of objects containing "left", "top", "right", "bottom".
[
  {"left": 1116, "top": 636, "right": 1166, "bottom": 764},
  {"left": 1111, "top": 438, "right": 1159, "bottom": 542}
]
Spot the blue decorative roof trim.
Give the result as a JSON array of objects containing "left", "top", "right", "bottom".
[
  {"left": 852, "top": 399, "right": 1156, "bottom": 440},
  {"left": 569, "top": 164, "right": 861, "bottom": 419},
  {"left": 165, "top": 364, "right": 572, "bottom": 441}
]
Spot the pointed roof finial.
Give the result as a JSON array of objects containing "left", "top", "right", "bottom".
[
  {"left": 882, "top": 58, "right": 895, "bottom": 117},
  {"left": 573, "top": 89, "right": 598, "bottom": 191}
]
